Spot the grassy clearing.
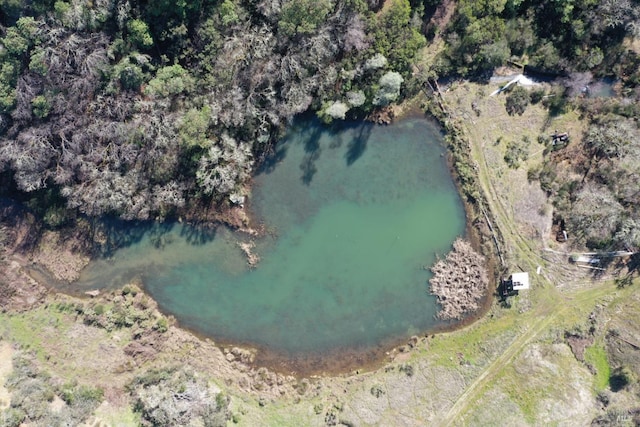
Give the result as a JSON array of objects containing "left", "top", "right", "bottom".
[
  {"left": 425, "top": 308, "right": 520, "bottom": 369},
  {"left": 500, "top": 372, "right": 548, "bottom": 423},
  {"left": 233, "top": 399, "right": 321, "bottom": 427},
  {"left": 93, "top": 403, "right": 141, "bottom": 426},
  {"left": 499, "top": 340, "right": 591, "bottom": 423},
  {"left": 0, "top": 294, "right": 141, "bottom": 391},
  {"left": 585, "top": 342, "right": 611, "bottom": 392},
  {"left": 0, "top": 306, "right": 70, "bottom": 360},
  {"left": 455, "top": 277, "right": 620, "bottom": 425}
]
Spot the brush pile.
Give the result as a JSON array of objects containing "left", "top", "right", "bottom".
[{"left": 429, "top": 238, "right": 488, "bottom": 320}]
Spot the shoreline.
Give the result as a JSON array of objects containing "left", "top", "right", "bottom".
[
  {"left": 20, "top": 253, "right": 494, "bottom": 378},
  {"left": 5, "top": 99, "right": 501, "bottom": 378}
]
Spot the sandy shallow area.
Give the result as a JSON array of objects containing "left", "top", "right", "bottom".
[{"left": 31, "top": 231, "right": 90, "bottom": 282}]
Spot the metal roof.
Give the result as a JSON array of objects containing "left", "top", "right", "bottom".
[{"left": 511, "top": 272, "right": 530, "bottom": 290}]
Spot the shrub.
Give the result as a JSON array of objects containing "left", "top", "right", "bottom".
[
  {"left": 31, "top": 95, "right": 50, "bottom": 119},
  {"left": 364, "top": 53, "right": 388, "bottom": 71},
  {"left": 155, "top": 317, "right": 169, "bottom": 333},
  {"left": 6, "top": 355, "right": 56, "bottom": 423},
  {"left": 127, "top": 19, "right": 154, "bottom": 49},
  {"left": 219, "top": 0, "right": 239, "bottom": 26},
  {"left": 322, "top": 101, "right": 350, "bottom": 122},
  {"left": 144, "top": 65, "right": 193, "bottom": 98},
  {"left": 609, "top": 366, "right": 636, "bottom": 392},
  {"left": 567, "top": 183, "right": 624, "bottom": 248},
  {"left": 346, "top": 91, "right": 366, "bottom": 107},
  {"left": 122, "top": 285, "right": 138, "bottom": 297},
  {"left": 527, "top": 164, "right": 541, "bottom": 182},
  {"left": 130, "top": 368, "right": 230, "bottom": 426},
  {"left": 373, "top": 72, "right": 403, "bottom": 106},
  {"left": 60, "top": 382, "right": 104, "bottom": 405},
  {"left": 114, "top": 57, "right": 146, "bottom": 92},
  {"left": 541, "top": 88, "right": 568, "bottom": 116},
  {"left": 583, "top": 119, "right": 637, "bottom": 159},
  {"left": 1, "top": 407, "right": 26, "bottom": 427},
  {"left": 370, "top": 384, "right": 385, "bottom": 397},
  {"left": 399, "top": 363, "right": 414, "bottom": 377},
  {"left": 504, "top": 137, "right": 529, "bottom": 168},
  {"left": 530, "top": 88, "right": 545, "bottom": 104},
  {"left": 179, "top": 107, "right": 212, "bottom": 149},
  {"left": 29, "top": 48, "right": 48, "bottom": 75},
  {"left": 278, "top": 0, "right": 331, "bottom": 37},
  {"left": 505, "top": 86, "right": 530, "bottom": 116}
]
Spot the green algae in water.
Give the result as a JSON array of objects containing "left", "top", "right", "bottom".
[{"left": 75, "top": 117, "right": 466, "bottom": 356}]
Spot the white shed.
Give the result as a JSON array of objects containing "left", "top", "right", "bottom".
[{"left": 511, "top": 272, "right": 530, "bottom": 290}]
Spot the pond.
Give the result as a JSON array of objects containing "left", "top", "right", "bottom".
[
  {"left": 585, "top": 78, "right": 617, "bottom": 98},
  {"left": 71, "top": 116, "right": 466, "bottom": 369}
]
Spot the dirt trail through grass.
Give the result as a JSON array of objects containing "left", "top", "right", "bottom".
[
  {"left": 439, "top": 309, "right": 557, "bottom": 425},
  {"left": 470, "top": 127, "right": 546, "bottom": 275},
  {"left": 436, "top": 90, "right": 616, "bottom": 425},
  {"left": 438, "top": 282, "right": 611, "bottom": 426}
]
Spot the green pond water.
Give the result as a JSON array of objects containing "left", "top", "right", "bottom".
[{"left": 73, "top": 117, "right": 466, "bottom": 358}]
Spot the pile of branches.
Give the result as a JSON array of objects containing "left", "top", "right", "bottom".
[{"left": 429, "top": 238, "right": 488, "bottom": 320}]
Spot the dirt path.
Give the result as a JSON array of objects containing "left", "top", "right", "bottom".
[
  {"left": 435, "top": 90, "right": 614, "bottom": 425},
  {"left": 438, "top": 282, "right": 612, "bottom": 426},
  {"left": 434, "top": 98, "right": 554, "bottom": 425},
  {"left": 471, "top": 136, "right": 546, "bottom": 274},
  {"left": 438, "top": 307, "right": 558, "bottom": 426},
  {"left": 444, "top": 123, "right": 617, "bottom": 420}
]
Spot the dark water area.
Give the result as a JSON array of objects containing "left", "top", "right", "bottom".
[
  {"left": 66, "top": 117, "right": 467, "bottom": 372},
  {"left": 585, "top": 78, "right": 617, "bottom": 98}
]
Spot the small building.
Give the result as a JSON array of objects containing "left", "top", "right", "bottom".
[
  {"left": 500, "top": 272, "right": 530, "bottom": 297},
  {"left": 510, "top": 272, "right": 530, "bottom": 290}
]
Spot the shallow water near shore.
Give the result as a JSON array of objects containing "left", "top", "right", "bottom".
[{"left": 71, "top": 117, "right": 466, "bottom": 365}]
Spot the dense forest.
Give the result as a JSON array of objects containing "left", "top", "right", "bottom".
[
  {"left": 0, "top": 0, "right": 425, "bottom": 224},
  {"left": 0, "top": 0, "right": 639, "bottom": 250}
]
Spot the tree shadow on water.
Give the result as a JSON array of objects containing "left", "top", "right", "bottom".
[
  {"left": 94, "top": 217, "right": 217, "bottom": 257},
  {"left": 345, "top": 122, "right": 373, "bottom": 166},
  {"left": 179, "top": 223, "right": 217, "bottom": 246},
  {"left": 298, "top": 123, "right": 324, "bottom": 185},
  {"left": 255, "top": 143, "right": 288, "bottom": 175},
  {"left": 300, "top": 151, "right": 320, "bottom": 185},
  {"left": 95, "top": 218, "right": 174, "bottom": 257}
]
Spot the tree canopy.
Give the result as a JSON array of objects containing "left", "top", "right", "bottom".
[{"left": 0, "top": 0, "right": 638, "bottom": 237}]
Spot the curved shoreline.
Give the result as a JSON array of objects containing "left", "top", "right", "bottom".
[{"left": 10, "top": 102, "right": 500, "bottom": 378}]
